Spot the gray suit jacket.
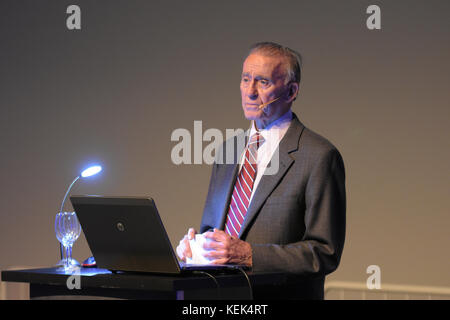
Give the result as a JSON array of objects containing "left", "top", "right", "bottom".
[{"left": 200, "top": 113, "right": 346, "bottom": 299}]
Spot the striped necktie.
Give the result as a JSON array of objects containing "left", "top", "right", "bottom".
[{"left": 224, "top": 132, "right": 265, "bottom": 238}]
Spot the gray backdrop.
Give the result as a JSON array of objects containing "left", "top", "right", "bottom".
[{"left": 1, "top": 0, "right": 449, "bottom": 287}]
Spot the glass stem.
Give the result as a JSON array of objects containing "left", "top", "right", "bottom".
[{"left": 65, "top": 245, "right": 72, "bottom": 267}]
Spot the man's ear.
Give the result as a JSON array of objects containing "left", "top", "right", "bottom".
[{"left": 286, "top": 82, "right": 299, "bottom": 103}]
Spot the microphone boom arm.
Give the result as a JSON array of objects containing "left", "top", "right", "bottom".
[{"left": 258, "top": 96, "right": 281, "bottom": 110}]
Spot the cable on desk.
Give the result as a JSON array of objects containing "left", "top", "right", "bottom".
[{"left": 192, "top": 270, "right": 221, "bottom": 300}]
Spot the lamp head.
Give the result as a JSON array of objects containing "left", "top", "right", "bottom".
[{"left": 81, "top": 165, "right": 102, "bottom": 178}]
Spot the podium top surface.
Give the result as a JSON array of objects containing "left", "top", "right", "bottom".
[{"left": 1, "top": 267, "right": 287, "bottom": 292}]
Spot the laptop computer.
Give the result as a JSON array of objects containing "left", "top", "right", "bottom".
[{"left": 70, "top": 195, "right": 247, "bottom": 274}]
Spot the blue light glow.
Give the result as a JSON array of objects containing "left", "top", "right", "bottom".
[{"left": 81, "top": 165, "right": 102, "bottom": 178}]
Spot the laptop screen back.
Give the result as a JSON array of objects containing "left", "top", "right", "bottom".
[{"left": 70, "top": 196, "right": 181, "bottom": 274}]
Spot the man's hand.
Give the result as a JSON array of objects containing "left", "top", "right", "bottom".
[
  {"left": 176, "top": 227, "right": 197, "bottom": 262},
  {"left": 203, "top": 228, "right": 253, "bottom": 267}
]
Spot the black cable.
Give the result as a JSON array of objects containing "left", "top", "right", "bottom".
[
  {"left": 193, "top": 270, "right": 221, "bottom": 300},
  {"left": 193, "top": 268, "right": 252, "bottom": 300},
  {"left": 237, "top": 267, "right": 253, "bottom": 300}
]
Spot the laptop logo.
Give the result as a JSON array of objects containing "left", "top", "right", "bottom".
[{"left": 116, "top": 222, "right": 125, "bottom": 232}]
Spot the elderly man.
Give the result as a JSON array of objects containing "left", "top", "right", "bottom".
[{"left": 176, "top": 42, "right": 346, "bottom": 299}]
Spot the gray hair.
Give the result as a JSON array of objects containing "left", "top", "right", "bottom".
[{"left": 247, "top": 42, "right": 302, "bottom": 85}]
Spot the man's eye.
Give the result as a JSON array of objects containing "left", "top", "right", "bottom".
[{"left": 260, "top": 80, "right": 269, "bottom": 86}]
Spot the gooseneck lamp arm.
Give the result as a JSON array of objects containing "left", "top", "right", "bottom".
[
  {"left": 59, "top": 175, "right": 80, "bottom": 214},
  {"left": 58, "top": 175, "right": 80, "bottom": 261}
]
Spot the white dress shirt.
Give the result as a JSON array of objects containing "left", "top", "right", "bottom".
[{"left": 238, "top": 109, "right": 293, "bottom": 203}]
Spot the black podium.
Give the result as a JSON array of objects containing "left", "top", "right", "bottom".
[{"left": 1, "top": 267, "right": 287, "bottom": 300}]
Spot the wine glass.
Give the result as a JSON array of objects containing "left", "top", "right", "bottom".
[{"left": 55, "top": 211, "right": 82, "bottom": 271}]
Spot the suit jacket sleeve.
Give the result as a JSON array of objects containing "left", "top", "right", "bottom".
[
  {"left": 200, "top": 161, "right": 220, "bottom": 233},
  {"left": 250, "top": 148, "right": 346, "bottom": 277}
]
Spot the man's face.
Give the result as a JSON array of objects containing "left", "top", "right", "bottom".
[{"left": 240, "top": 53, "right": 294, "bottom": 127}]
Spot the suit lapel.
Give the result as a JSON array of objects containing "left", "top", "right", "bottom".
[{"left": 238, "top": 114, "right": 305, "bottom": 238}]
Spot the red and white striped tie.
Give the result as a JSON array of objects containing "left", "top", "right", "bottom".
[{"left": 224, "top": 132, "right": 265, "bottom": 238}]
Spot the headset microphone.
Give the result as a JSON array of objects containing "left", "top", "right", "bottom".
[{"left": 258, "top": 96, "right": 281, "bottom": 111}]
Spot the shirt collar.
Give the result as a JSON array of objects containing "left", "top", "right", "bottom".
[{"left": 249, "top": 109, "right": 293, "bottom": 141}]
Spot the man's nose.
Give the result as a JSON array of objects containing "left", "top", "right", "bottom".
[{"left": 246, "top": 80, "right": 258, "bottom": 100}]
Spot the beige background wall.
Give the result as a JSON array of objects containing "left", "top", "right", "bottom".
[{"left": 1, "top": 0, "right": 449, "bottom": 289}]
